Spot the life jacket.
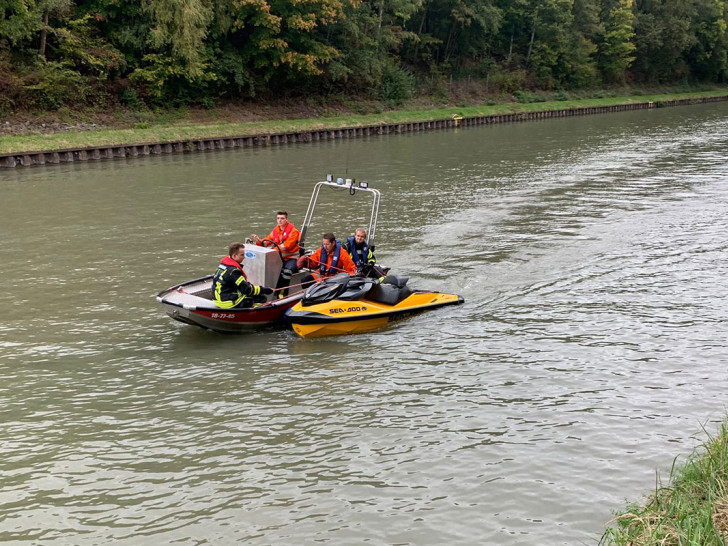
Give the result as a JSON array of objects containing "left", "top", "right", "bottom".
[
  {"left": 212, "top": 256, "right": 248, "bottom": 308},
  {"left": 267, "top": 222, "right": 300, "bottom": 261},
  {"left": 346, "top": 236, "right": 370, "bottom": 267},
  {"left": 319, "top": 241, "right": 342, "bottom": 277}
]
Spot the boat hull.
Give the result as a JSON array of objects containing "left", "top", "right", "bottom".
[
  {"left": 157, "top": 275, "right": 302, "bottom": 333},
  {"left": 286, "top": 291, "right": 464, "bottom": 338},
  {"left": 159, "top": 301, "right": 296, "bottom": 332}
]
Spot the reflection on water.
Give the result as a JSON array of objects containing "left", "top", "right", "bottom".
[{"left": 1, "top": 103, "right": 728, "bottom": 544}]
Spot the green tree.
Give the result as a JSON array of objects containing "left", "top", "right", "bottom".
[
  {"left": 0, "top": 0, "right": 72, "bottom": 55},
  {"left": 224, "top": 0, "right": 351, "bottom": 88},
  {"left": 494, "top": 0, "right": 527, "bottom": 65},
  {"left": 686, "top": 0, "right": 728, "bottom": 81},
  {"left": 326, "top": 0, "right": 421, "bottom": 91},
  {"left": 524, "top": 0, "right": 574, "bottom": 87},
  {"left": 37, "top": 0, "right": 72, "bottom": 57},
  {"left": 121, "top": 0, "right": 215, "bottom": 102},
  {"left": 493, "top": 0, "right": 589, "bottom": 88},
  {"left": 406, "top": 0, "right": 500, "bottom": 71},
  {"left": 0, "top": 0, "right": 40, "bottom": 45},
  {"left": 598, "top": 0, "right": 636, "bottom": 82},
  {"left": 632, "top": 0, "right": 695, "bottom": 81},
  {"left": 146, "top": 0, "right": 212, "bottom": 77},
  {"left": 566, "top": 0, "right": 601, "bottom": 86}
]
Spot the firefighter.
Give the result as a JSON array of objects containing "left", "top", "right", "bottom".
[{"left": 212, "top": 242, "right": 274, "bottom": 308}]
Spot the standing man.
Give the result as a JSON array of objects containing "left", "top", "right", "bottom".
[
  {"left": 251, "top": 211, "right": 300, "bottom": 297},
  {"left": 297, "top": 233, "right": 357, "bottom": 288},
  {"left": 212, "top": 242, "right": 273, "bottom": 308}
]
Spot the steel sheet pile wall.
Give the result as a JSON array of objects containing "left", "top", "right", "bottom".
[{"left": 2, "top": 96, "right": 726, "bottom": 168}]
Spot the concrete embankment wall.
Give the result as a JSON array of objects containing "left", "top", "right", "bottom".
[{"left": 2, "top": 96, "right": 727, "bottom": 169}]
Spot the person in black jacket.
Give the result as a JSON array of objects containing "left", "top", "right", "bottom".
[
  {"left": 344, "top": 228, "right": 376, "bottom": 268},
  {"left": 344, "top": 228, "right": 387, "bottom": 278},
  {"left": 212, "top": 242, "right": 274, "bottom": 308}
]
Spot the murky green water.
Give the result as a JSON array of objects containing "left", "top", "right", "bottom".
[{"left": 2, "top": 103, "right": 728, "bottom": 544}]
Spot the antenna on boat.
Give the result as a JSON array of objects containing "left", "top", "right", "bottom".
[{"left": 345, "top": 134, "right": 351, "bottom": 178}]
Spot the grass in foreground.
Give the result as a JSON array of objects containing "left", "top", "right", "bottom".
[
  {"left": 600, "top": 421, "right": 728, "bottom": 545},
  {"left": 1, "top": 89, "right": 727, "bottom": 155}
]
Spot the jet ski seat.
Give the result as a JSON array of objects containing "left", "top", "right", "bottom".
[{"left": 367, "top": 275, "right": 413, "bottom": 305}]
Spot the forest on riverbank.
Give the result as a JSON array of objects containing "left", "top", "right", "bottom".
[{"left": 1, "top": 0, "right": 728, "bottom": 117}]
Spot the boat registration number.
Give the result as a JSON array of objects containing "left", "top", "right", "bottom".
[{"left": 211, "top": 312, "right": 236, "bottom": 319}]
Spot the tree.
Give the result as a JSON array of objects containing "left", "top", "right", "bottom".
[
  {"left": 566, "top": 0, "right": 601, "bottom": 87},
  {"left": 684, "top": 0, "right": 728, "bottom": 81},
  {"left": 145, "top": 0, "right": 213, "bottom": 76},
  {"left": 221, "top": 0, "right": 353, "bottom": 92},
  {"left": 598, "top": 0, "right": 636, "bottom": 82},
  {"left": 0, "top": 0, "right": 40, "bottom": 45},
  {"left": 406, "top": 0, "right": 500, "bottom": 71},
  {"left": 326, "top": 0, "right": 421, "bottom": 91},
  {"left": 632, "top": 0, "right": 695, "bottom": 81},
  {"left": 523, "top": 0, "right": 574, "bottom": 87}
]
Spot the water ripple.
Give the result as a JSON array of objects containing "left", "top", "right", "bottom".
[{"left": 2, "top": 104, "right": 728, "bottom": 544}]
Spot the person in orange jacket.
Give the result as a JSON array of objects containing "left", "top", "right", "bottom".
[
  {"left": 251, "top": 211, "right": 301, "bottom": 297},
  {"left": 297, "top": 233, "right": 357, "bottom": 288}
]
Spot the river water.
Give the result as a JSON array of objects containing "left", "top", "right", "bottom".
[{"left": 1, "top": 102, "right": 727, "bottom": 545}]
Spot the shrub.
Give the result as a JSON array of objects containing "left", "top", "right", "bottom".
[
  {"left": 514, "top": 90, "right": 546, "bottom": 103},
  {"left": 380, "top": 65, "right": 414, "bottom": 106},
  {"left": 120, "top": 87, "right": 142, "bottom": 108},
  {"left": 488, "top": 68, "right": 527, "bottom": 94},
  {"left": 0, "top": 52, "right": 20, "bottom": 115},
  {"left": 23, "top": 62, "right": 92, "bottom": 110}
]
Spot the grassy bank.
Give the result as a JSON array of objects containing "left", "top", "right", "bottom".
[
  {"left": 600, "top": 420, "right": 728, "bottom": 545},
  {"left": 1, "top": 89, "right": 727, "bottom": 155}
]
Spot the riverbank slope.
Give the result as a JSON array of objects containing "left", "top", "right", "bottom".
[
  {"left": 600, "top": 420, "right": 728, "bottom": 545},
  {"left": 2, "top": 88, "right": 728, "bottom": 158}
]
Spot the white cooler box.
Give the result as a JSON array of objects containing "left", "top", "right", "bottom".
[{"left": 243, "top": 244, "right": 283, "bottom": 288}]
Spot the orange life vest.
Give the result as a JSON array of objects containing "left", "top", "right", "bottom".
[{"left": 264, "top": 222, "right": 300, "bottom": 261}]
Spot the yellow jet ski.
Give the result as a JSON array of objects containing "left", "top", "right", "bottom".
[{"left": 285, "top": 273, "right": 464, "bottom": 338}]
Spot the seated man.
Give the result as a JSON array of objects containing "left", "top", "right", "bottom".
[
  {"left": 344, "top": 227, "right": 386, "bottom": 278},
  {"left": 251, "top": 211, "right": 300, "bottom": 297},
  {"left": 297, "top": 233, "right": 357, "bottom": 288},
  {"left": 344, "top": 228, "right": 376, "bottom": 267},
  {"left": 212, "top": 242, "right": 273, "bottom": 308}
]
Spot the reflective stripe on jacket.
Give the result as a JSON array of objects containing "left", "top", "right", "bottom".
[{"left": 212, "top": 256, "right": 263, "bottom": 308}]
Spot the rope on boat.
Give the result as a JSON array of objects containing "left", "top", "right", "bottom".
[{"left": 270, "top": 262, "right": 356, "bottom": 294}]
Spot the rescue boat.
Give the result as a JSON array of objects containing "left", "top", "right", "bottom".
[
  {"left": 285, "top": 273, "right": 465, "bottom": 338},
  {"left": 156, "top": 175, "right": 383, "bottom": 333},
  {"left": 156, "top": 243, "right": 308, "bottom": 333}
]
